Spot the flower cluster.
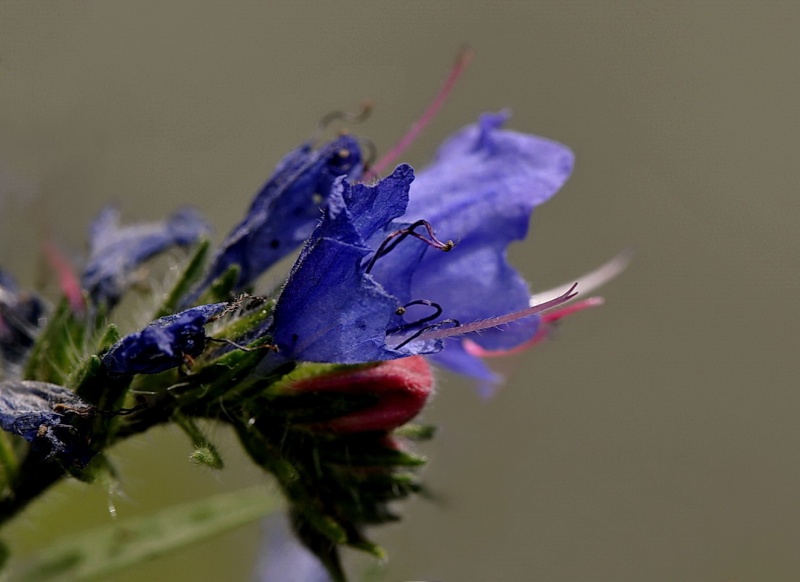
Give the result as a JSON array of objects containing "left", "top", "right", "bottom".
[{"left": 0, "top": 71, "right": 625, "bottom": 580}]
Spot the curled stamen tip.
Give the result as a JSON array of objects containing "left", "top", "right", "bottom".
[{"left": 441, "top": 240, "right": 455, "bottom": 252}]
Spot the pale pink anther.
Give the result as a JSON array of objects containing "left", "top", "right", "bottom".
[{"left": 368, "top": 46, "right": 474, "bottom": 177}]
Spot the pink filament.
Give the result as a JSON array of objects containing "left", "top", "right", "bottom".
[
  {"left": 42, "top": 240, "right": 85, "bottom": 313},
  {"left": 368, "top": 46, "right": 474, "bottom": 177},
  {"left": 414, "top": 283, "right": 579, "bottom": 343}
]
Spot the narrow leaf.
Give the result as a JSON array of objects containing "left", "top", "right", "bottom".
[{"left": 18, "top": 486, "right": 281, "bottom": 582}]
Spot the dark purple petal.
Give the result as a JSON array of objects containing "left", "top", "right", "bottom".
[
  {"left": 102, "top": 303, "right": 227, "bottom": 375},
  {"left": 199, "top": 136, "right": 362, "bottom": 293},
  {"left": 0, "top": 269, "right": 45, "bottom": 367},
  {"left": 82, "top": 207, "right": 209, "bottom": 306},
  {"left": 270, "top": 165, "right": 438, "bottom": 363},
  {"left": 0, "top": 380, "right": 93, "bottom": 463}
]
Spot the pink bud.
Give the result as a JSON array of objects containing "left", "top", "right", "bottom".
[{"left": 290, "top": 356, "right": 433, "bottom": 433}]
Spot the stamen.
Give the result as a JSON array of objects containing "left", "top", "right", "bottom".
[
  {"left": 387, "top": 299, "right": 444, "bottom": 333},
  {"left": 365, "top": 220, "right": 454, "bottom": 274},
  {"left": 414, "top": 283, "right": 580, "bottom": 343},
  {"left": 369, "top": 46, "right": 474, "bottom": 177},
  {"left": 393, "top": 318, "right": 460, "bottom": 350},
  {"left": 464, "top": 297, "right": 604, "bottom": 358},
  {"left": 312, "top": 100, "right": 374, "bottom": 142},
  {"left": 529, "top": 249, "right": 632, "bottom": 307}
]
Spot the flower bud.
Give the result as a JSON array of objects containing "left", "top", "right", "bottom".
[{"left": 289, "top": 356, "right": 433, "bottom": 433}]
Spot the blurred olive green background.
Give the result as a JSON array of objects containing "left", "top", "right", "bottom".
[{"left": 1, "top": 2, "right": 799, "bottom": 581}]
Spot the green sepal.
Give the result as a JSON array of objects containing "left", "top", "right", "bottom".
[
  {"left": 95, "top": 324, "right": 121, "bottom": 354},
  {"left": 205, "top": 297, "right": 275, "bottom": 346},
  {"left": 22, "top": 299, "right": 87, "bottom": 384},
  {"left": 393, "top": 424, "right": 436, "bottom": 441},
  {"left": 16, "top": 486, "right": 280, "bottom": 582},
  {"left": 153, "top": 239, "right": 211, "bottom": 318},
  {"left": 197, "top": 264, "right": 240, "bottom": 305},
  {"left": 67, "top": 452, "right": 116, "bottom": 485},
  {"left": 173, "top": 413, "right": 224, "bottom": 469}
]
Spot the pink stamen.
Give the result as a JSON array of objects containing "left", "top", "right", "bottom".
[
  {"left": 368, "top": 46, "right": 474, "bottom": 177},
  {"left": 464, "top": 297, "right": 604, "bottom": 358},
  {"left": 42, "top": 240, "right": 85, "bottom": 313},
  {"left": 413, "top": 283, "right": 579, "bottom": 343}
]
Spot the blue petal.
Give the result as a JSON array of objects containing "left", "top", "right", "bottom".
[
  {"left": 82, "top": 207, "right": 209, "bottom": 305},
  {"left": 199, "top": 136, "right": 362, "bottom": 292},
  {"left": 270, "top": 165, "right": 438, "bottom": 363},
  {"left": 0, "top": 380, "right": 93, "bottom": 464},
  {"left": 102, "top": 303, "right": 227, "bottom": 375},
  {"left": 400, "top": 112, "right": 574, "bottom": 351},
  {"left": 427, "top": 342, "right": 502, "bottom": 398}
]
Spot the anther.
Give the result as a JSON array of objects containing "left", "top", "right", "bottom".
[
  {"left": 393, "top": 318, "right": 460, "bottom": 350},
  {"left": 365, "top": 220, "right": 455, "bottom": 274},
  {"left": 312, "top": 100, "right": 374, "bottom": 142},
  {"left": 387, "top": 300, "right": 444, "bottom": 333}
]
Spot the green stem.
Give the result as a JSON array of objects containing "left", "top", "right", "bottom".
[{"left": 0, "top": 432, "right": 18, "bottom": 491}]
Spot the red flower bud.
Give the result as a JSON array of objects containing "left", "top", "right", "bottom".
[{"left": 290, "top": 356, "right": 433, "bottom": 433}]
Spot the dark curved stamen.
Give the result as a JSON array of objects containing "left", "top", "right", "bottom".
[
  {"left": 387, "top": 299, "right": 444, "bottom": 333},
  {"left": 312, "top": 100, "right": 374, "bottom": 142},
  {"left": 393, "top": 318, "right": 460, "bottom": 350},
  {"left": 365, "top": 220, "right": 455, "bottom": 274}
]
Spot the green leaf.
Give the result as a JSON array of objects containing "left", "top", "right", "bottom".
[{"left": 17, "top": 486, "right": 281, "bottom": 582}]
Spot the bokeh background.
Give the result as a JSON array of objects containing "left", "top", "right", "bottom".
[{"left": 1, "top": 2, "right": 799, "bottom": 581}]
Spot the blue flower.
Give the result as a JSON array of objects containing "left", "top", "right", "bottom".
[
  {"left": 266, "top": 113, "right": 576, "bottom": 381},
  {"left": 0, "top": 380, "right": 93, "bottom": 464},
  {"left": 102, "top": 303, "right": 227, "bottom": 375},
  {"left": 268, "top": 164, "right": 442, "bottom": 364},
  {"left": 195, "top": 135, "right": 362, "bottom": 295},
  {"left": 82, "top": 207, "right": 209, "bottom": 306}
]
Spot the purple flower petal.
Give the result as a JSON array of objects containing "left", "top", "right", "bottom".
[
  {"left": 102, "top": 303, "right": 227, "bottom": 375},
  {"left": 403, "top": 111, "right": 574, "bottom": 351},
  {"left": 269, "top": 165, "right": 439, "bottom": 363},
  {"left": 199, "top": 136, "right": 362, "bottom": 293},
  {"left": 82, "top": 207, "right": 209, "bottom": 306}
]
